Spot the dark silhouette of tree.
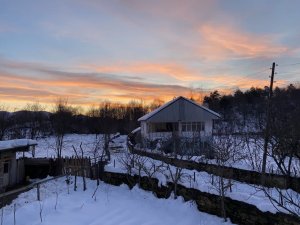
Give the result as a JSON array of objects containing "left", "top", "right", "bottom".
[{"left": 50, "top": 98, "right": 75, "bottom": 159}]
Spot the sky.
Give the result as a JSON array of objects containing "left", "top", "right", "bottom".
[{"left": 1, "top": 0, "right": 300, "bottom": 110}]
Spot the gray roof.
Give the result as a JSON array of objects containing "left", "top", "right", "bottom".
[{"left": 138, "top": 96, "right": 221, "bottom": 121}]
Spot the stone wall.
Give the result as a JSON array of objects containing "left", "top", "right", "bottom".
[
  {"left": 100, "top": 171, "right": 300, "bottom": 225},
  {"left": 132, "top": 148, "right": 300, "bottom": 192}
]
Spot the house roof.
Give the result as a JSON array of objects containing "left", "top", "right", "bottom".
[
  {"left": 138, "top": 96, "right": 221, "bottom": 121},
  {"left": 0, "top": 139, "right": 37, "bottom": 152}
]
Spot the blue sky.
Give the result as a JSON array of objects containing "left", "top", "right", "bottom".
[{"left": 0, "top": 0, "right": 300, "bottom": 109}]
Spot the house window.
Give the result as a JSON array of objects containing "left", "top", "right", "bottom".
[
  {"left": 4, "top": 162, "right": 9, "bottom": 174},
  {"left": 182, "top": 122, "right": 205, "bottom": 132}
]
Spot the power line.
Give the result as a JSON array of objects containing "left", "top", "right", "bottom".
[
  {"left": 196, "top": 63, "right": 298, "bottom": 93},
  {"left": 278, "top": 62, "right": 300, "bottom": 67},
  {"left": 213, "top": 68, "right": 270, "bottom": 88}
]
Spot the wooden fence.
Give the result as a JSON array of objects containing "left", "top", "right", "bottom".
[
  {"left": 132, "top": 148, "right": 300, "bottom": 192},
  {"left": 24, "top": 157, "right": 105, "bottom": 180}
]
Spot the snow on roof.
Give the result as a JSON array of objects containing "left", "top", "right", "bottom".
[
  {"left": 0, "top": 139, "right": 37, "bottom": 152},
  {"left": 131, "top": 127, "right": 141, "bottom": 134},
  {"left": 138, "top": 96, "right": 221, "bottom": 121}
]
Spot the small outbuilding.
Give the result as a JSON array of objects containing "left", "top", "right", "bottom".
[
  {"left": 0, "top": 139, "right": 37, "bottom": 191},
  {"left": 138, "top": 96, "right": 221, "bottom": 140}
]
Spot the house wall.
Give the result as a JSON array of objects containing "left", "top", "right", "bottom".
[
  {"left": 141, "top": 121, "right": 147, "bottom": 137},
  {"left": 140, "top": 98, "right": 219, "bottom": 140},
  {"left": 0, "top": 151, "right": 14, "bottom": 190},
  {"left": 142, "top": 122, "right": 214, "bottom": 140},
  {"left": 9, "top": 154, "right": 17, "bottom": 186},
  {"left": 205, "top": 120, "right": 213, "bottom": 135},
  {"left": 0, "top": 151, "right": 26, "bottom": 191}
]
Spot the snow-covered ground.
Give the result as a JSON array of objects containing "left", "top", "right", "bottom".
[
  {"left": 15, "top": 134, "right": 299, "bottom": 216},
  {"left": 142, "top": 136, "right": 300, "bottom": 177},
  {"left": 2, "top": 177, "right": 236, "bottom": 225},
  {"left": 18, "top": 133, "right": 299, "bottom": 178},
  {"left": 17, "top": 134, "right": 127, "bottom": 159},
  {"left": 105, "top": 152, "right": 299, "bottom": 215}
]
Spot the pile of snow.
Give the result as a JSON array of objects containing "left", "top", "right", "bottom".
[
  {"left": 0, "top": 139, "right": 37, "bottom": 151},
  {"left": 2, "top": 177, "right": 235, "bottom": 225}
]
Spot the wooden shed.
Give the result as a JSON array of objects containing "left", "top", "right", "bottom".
[{"left": 0, "top": 139, "right": 37, "bottom": 192}]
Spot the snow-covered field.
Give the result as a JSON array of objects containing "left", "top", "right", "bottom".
[
  {"left": 18, "top": 134, "right": 299, "bottom": 178},
  {"left": 17, "top": 134, "right": 127, "bottom": 159},
  {"left": 15, "top": 134, "right": 299, "bottom": 217},
  {"left": 2, "top": 178, "right": 235, "bottom": 225}
]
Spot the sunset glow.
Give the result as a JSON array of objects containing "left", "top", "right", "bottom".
[{"left": 0, "top": 0, "right": 299, "bottom": 110}]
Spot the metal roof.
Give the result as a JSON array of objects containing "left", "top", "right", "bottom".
[{"left": 138, "top": 96, "right": 221, "bottom": 121}]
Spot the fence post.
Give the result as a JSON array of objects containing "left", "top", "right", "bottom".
[
  {"left": 74, "top": 171, "right": 77, "bottom": 191},
  {"left": 97, "top": 162, "right": 100, "bottom": 186},
  {"left": 1, "top": 200, "right": 3, "bottom": 225},
  {"left": 37, "top": 184, "right": 40, "bottom": 201},
  {"left": 13, "top": 203, "right": 16, "bottom": 225}
]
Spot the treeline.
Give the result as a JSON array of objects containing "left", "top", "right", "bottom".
[
  {"left": 204, "top": 84, "right": 300, "bottom": 131},
  {"left": 1, "top": 84, "right": 299, "bottom": 140},
  {"left": 204, "top": 84, "right": 300, "bottom": 176},
  {"left": 0, "top": 99, "right": 164, "bottom": 140}
]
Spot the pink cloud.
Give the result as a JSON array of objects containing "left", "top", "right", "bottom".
[{"left": 199, "top": 25, "right": 288, "bottom": 60}]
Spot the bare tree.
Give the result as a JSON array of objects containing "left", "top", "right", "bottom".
[
  {"left": 24, "top": 102, "right": 45, "bottom": 139},
  {"left": 118, "top": 151, "right": 136, "bottom": 176},
  {"left": 87, "top": 102, "right": 120, "bottom": 161},
  {"left": 242, "top": 133, "right": 264, "bottom": 172},
  {"left": 166, "top": 162, "right": 184, "bottom": 199},
  {"left": 51, "top": 98, "right": 74, "bottom": 159},
  {"left": 72, "top": 143, "right": 87, "bottom": 191},
  {"left": 22, "top": 102, "right": 46, "bottom": 157},
  {"left": 211, "top": 121, "right": 243, "bottom": 222},
  {"left": 0, "top": 105, "right": 11, "bottom": 140},
  {"left": 163, "top": 137, "right": 195, "bottom": 199},
  {"left": 258, "top": 186, "right": 300, "bottom": 218},
  {"left": 257, "top": 119, "right": 300, "bottom": 218}
]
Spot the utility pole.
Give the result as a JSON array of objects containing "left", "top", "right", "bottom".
[{"left": 261, "top": 62, "right": 276, "bottom": 182}]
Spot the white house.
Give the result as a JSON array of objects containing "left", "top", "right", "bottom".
[{"left": 138, "top": 96, "right": 221, "bottom": 140}]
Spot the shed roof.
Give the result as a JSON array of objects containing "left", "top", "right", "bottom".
[
  {"left": 0, "top": 139, "right": 37, "bottom": 152},
  {"left": 138, "top": 96, "right": 221, "bottom": 121}
]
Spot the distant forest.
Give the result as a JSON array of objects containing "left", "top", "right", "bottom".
[
  {"left": 203, "top": 84, "right": 300, "bottom": 132},
  {"left": 0, "top": 83, "right": 299, "bottom": 140}
]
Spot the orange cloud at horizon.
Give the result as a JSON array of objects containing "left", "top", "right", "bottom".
[
  {"left": 199, "top": 25, "right": 288, "bottom": 61},
  {"left": 0, "top": 66, "right": 288, "bottom": 111}
]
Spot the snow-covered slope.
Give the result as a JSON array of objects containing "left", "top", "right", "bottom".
[{"left": 2, "top": 178, "right": 235, "bottom": 225}]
